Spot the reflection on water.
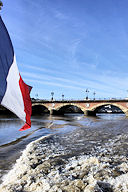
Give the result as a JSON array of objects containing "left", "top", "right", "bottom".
[
  {"left": 97, "top": 113, "right": 125, "bottom": 120},
  {"left": 0, "top": 113, "right": 127, "bottom": 182}
]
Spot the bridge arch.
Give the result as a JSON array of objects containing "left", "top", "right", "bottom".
[
  {"left": 55, "top": 103, "right": 85, "bottom": 114},
  {"left": 90, "top": 103, "right": 126, "bottom": 114},
  {"left": 32, "top": 103, "right": 50, "bottom": 115}
]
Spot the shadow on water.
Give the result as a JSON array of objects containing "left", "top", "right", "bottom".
[
  {"left": 0, "top": 113, "right": 85, "bottom": 181},
  {"left": 0, "top": 114, "right": 54, "bottom": 182}
]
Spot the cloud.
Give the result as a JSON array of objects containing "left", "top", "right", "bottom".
[
  {"left": 54, "top": 10, "right": 68, "bottom": 20},
  {"left": 21, "top": 66, "right": 126, "bottom": 98},
  {"left": 24, "top": 78, "right": 85, "bottom": 91}
]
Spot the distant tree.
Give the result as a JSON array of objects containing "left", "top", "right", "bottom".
[{"left": 0, "top": 1, "right": 3, "bottom": 10}]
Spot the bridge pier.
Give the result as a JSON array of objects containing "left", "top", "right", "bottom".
[
  {"left": 50, "top": 109, "right": 65, "bottom": 115},
  {"left": 50, "top": 109, "right": 54, "bottom": 115},
  {"left": 50, "top": 109, "right": 62, "bottom": 115},
  {"left": 125, "top": 111, "right": 128, "bottom": 117},
  {"left": 84, "top": 110, "right": 96, "bottom": 116},
  {"left": 84, "top": 110, "right": 88, "bottom": 116}
]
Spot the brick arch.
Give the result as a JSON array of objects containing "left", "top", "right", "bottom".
[
  {"left": 90, "top": 103, "right": 127, "bottom": 114},
  {"left": 32, "top": 103, "right": 49, "bottom": 112},
  {"left": 55, "top": 103, "right": 85, "bottom": 113}
]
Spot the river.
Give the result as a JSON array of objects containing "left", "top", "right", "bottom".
[{"left": 0, "top": 113, "right": 128, "bottom": 192}]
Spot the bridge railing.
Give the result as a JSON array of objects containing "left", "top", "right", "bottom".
[{"left": 31, "top": 97, "right": 127, "bottom": 103}]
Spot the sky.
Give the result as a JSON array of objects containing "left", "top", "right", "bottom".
[{"left": 1, "top": 0, "right": 128, "bottom": 100}]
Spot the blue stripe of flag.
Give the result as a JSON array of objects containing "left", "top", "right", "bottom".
[{"left": 0, "top": 16, "right": 14, "bottom": 102}]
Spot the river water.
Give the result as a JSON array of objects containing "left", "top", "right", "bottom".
[{"left": 0, "top": 113, "right": 128, "bottom": 192}]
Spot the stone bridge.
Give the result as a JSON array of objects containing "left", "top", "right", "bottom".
[{"left": 32, "top": 99, "right": 128, "bottom": 116}]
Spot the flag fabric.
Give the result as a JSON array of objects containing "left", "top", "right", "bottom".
[{"left": 0, "top": 16, "right": 32, "bottom": 131}]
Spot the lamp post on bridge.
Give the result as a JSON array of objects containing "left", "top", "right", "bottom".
[
  {"left": 62, "top": 94, "right": 64, "bottom": 101},
  {"left": 35, "top": 93, "right": 38, "bottom": 100},
  {"left": 126, "top": 90, "right": 128, "bottom": 99},
  {"left": 93, "top": 91, "right": 96, "bottom": 100},
  {"left": 51, "top": 92, "right": 54, "bottom": 101},
  {"left": 85, "top": 89, "right": 89, "bottom": 100}
]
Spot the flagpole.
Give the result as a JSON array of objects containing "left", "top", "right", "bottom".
[{"left": 0, "top": 1, "right": 3, "bottom": 10}]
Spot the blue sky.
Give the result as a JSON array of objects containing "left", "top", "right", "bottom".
[{"left": 1, "top": 0, "right": 128, "bottom": 100}]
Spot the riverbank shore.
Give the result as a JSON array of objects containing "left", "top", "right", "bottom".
[{"left": 0, "top": 132, "right": 128, "bottom": 192}]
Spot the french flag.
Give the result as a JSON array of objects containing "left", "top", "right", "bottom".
[{"left": 0, "top": 16, "right": 32, "bottom": 131}]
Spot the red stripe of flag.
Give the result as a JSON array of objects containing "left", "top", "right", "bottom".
[{"left": 19, "top": 74, "right": 32, "bottom": 131}]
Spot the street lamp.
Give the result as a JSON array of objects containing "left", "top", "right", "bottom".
[
  {"left": 51, "top": 92, "right": 54, "bottom": 101},
  {"left": 85, "top": 89, "right": 89, "bottom": 100},
  {"left": 93, "top": 91, "right": 96, "bottom": 100},
  {"left": 62, "top": 94, "right": 64, "bottom": 101},
  {"left": 126, "top": 90, "right": 128, "bottom": 99},
  {"left": 35, "top": 93, "right": 38, "bottom": 99}
]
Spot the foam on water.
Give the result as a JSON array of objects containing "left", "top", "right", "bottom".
[
  {"left": 0, "top": 114, "right": 128, "bottom": 192},
  {"left": 0, "top": 126, "right": 128, "bottom": 192}
]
